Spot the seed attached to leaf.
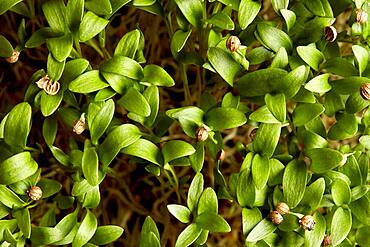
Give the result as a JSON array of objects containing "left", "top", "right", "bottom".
[
  {"left": 226, "top": 36, "right": 241, "bottom": 52},
  {"left": 324, "top": 26, "right": 337, "bottom": 42},
  {"left": 5, "top": 50, "right": 20, "bottom": 63},
  {"left": 28, "top": 186, "right": 43, "bottom": 201},
  {"left": 73, "top": 113, "right": 86, "bottom": 135},
  {"left": 35, "top": 75, "right": 50, "bottom": 89},
  {"left": 275, "top": 202, "right": 290, "bottom": 215},
  {"left": 356, "top": 9, "right": 368, "bottom": 24},
  {"left": 269, "top": 210, "right": 284, "bottom": 225},
  {"left": 249, "top": 128, "right": 258, "bottom": 140},
  {"left": 217, "top": 149, "right": 226, "bottom": 161},
  {"left": 299, "top": 215, "right": 315, "bottom": 231},
  {"left": 360, "top": 83, "right": 370, "bottom": 100},
  {"left": 322, "top": 235, "right": 332, "bottom": 246},
  {"left": 44, "top": 80, "right": 60, "bottom": 95},
  {"left": 196, "top": 127, "right": 209, "bottom": 142}
]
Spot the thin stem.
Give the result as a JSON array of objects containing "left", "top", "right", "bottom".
[
  {"left": 74, "top": 36, "right": 82, "bottom": 57},
  {"left": 181, "top": 63, "right": 192, "bottom": 105}
]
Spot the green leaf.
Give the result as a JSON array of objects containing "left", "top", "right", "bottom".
[
  {"left": 271, "top": 47, "right": 288, "bottom": 69},
  {"left": 281, "top": 65, "right": 308, "bottom": 98},
  {"left": 251, "top": 154, "right": 270, "bottom": 190},
  {"left": 345, "top": 92, "right": 369, "bottom": 114},
  {"left": 98, "top": 124, "right": 142, "bottom": 166},
  {"left": 42, "top": 0, "right": 66, "bottom": 32},
  {"left": 14, "top": 208, "right": 31, "bottom": 238},
  {"left": 0, "top": 0, "right": 22, "bottom": 15},
  {"left": 332, "top": 179, "right": 351, "bottom": 206},
  {"left": 331, "top": 76, "right": 370, "bottom": 95},
  {"left": 297, "top": 46, "right": 324, "bottom": 71},
  {"left": 271, "top": 0, "right": 288, "bottom": 13},
  {"left": 72, "top": 210, "right": 97, "bottom": 247},
  {"left": 101, "top": 56, "right": 143, "bottom": 80},
  {"left": 265, "top": 93, "right": 286, "bottom": 122},
  {"left": 50, "top": 146, "right": 70, "bottom": 166},
  {"left": 237, "top": 169, "right": 255, "bottom": 207},
  {"left": 79, "top": 11, "right": 109, "bottom": 42},
  {"left": 356, "top": 226, "right": 370, "bottom": 246},
  {"left": 187, "top": 173, "right": 204, "bottom": 213},
  {"left": 282, "top": 160, "right": 307, "bottom": 208},
  {"left": 114, "top": 29, "right": 140, "bottom": 58},
  {"left": 171, "top": 29, "right": 192, "bottom": 54},
  {"left": 280, "top": 9, "right": 296, "bottom": 32},
  {"left": 256, "top": 23, "right": 293, "bottom": 52},
  {"left": 195, "top": 213, "right": 231, "bottom": 233},
  {"left": 306, "top": 148, "right": 345, "bottom": 173},
  {"left": 322, "top": 58, "right": 358, "bottom": 77},
  {"left": 205, "top": 107, "right": 246, "bottom": 131},
  {"left": 122, "top": 139, "right": 163, "bottom": 166},
  {"left": 0, "top": 152, "right": 38, "bottom": 185},
  {"left": 4, "top": 102, "right": 32, "bottom": 150},
  {"left": 238, "top": 0, "right": 261, "bottom": 30},
  {"left": 188, "top": 143, "right": 204, "bottom": 174},
  {"left": 305, "top": 73, "right": 332, "bottom": 93},
  {"left": 141, "top": 85, "right": 159, "bottom": 128},
  {"left": 208, "top": 47, "right": 242, "bottom": 86},
  {"left": 66, "top": 0, "right": 84, "bottom": 31},
  {"left": 242, "top": 208, "right": 262, "bottom": 236},
  {"left": 300, "top": 129, "right": 328, "bottom": 150},
  {"left": 89, "top": 225, "right": 123, "bottom": 245},
  {"left": 41, "top": 91, "right": 63, "bottom": 117},
  {"left": 352, "top": 45, "right": 368, "bottom": 75},
  {"left": 69, "top": 70, "right": 109, "bottom": 93},
  {"left": 162, "top": 140, "right": 195, "bottom": 164},
  {"left": 328, "top": 114, "right": 358, "bottom": 140},
  {"left": 0, "top": 185, "right": 24, "bottom": 208},
  {"left": 268, "top": 158, "right": 285, "bottom": 186},
  {"left": 118, "top": 88, "right": 151, "bottom": 117},
  {"left": 85, "top": 0, "right": 112, "bottom": 15},
  {"left": 351, "top": 185, "right": 369, "bottom": 201},
  {"left": 235, "top": 68, "right": 288, "bottom": 97},
  {"left": 359, "top": 135, "right": 370, "bottom": 149},
  {"left": 331, "top": 207, "right": 352, "bottom": 246},
  {"left": 37, "top": 178, "right": 62, "bottom": 198},
  {"left": 60, "top": 58, "right": 90, "bottom": 85},
  {"left": 140, "top": 216, "right": 160, "bottom": 247},
  {"left": 249, "top": 106, "right": 280, "bottom": 124},
  {"left": 30, "top": 227, "right": 64, "bottom": 245},
  {"left": 174, "top": 0, "right": 203, "bottom": 29},
  {"left": 0, "top": 35, "right": 13, "bottom": 57},
  {"left": 47, "top": 33, "right": 73, "bottom": 62},
  {"left": 247, "top": 46, "right": 274, "bottom": 65},
  {"left": 167, "top": 204, "right": 191, "bottom": 223},
  {"left": 198, "top": 187, "right": 218, "bottom": 215},
  {"left": 175, "top": 223, "right": 202, "bottom": 247},
  {"left": 25, "top": 28, "right": 63, "bottom": 48},
  {"left": 246, "top": 219, "right": 277, "bottom": 242},
  {"left": 47, "top": 53, "right": 65, "bottom": 81},
  {"left": 142, "top": 64, "right": 175, "bottom": 87},
  {"left": 304, "top": 212, "right": 326, "bottom": 247},
  {"left": 82, "top": 148, "right": 99, "bottom": 186},
  {"left": 253, "top": 123, "right": 281, "bottom": 158},
  {"left": 208, "top": 12, "right": 234, "bottom": 30},
  {"left": 90, "top": 99, "right": 115, "bottom": 144},
  {"left": 301, "top": 178, "right": 325, "bottom": 210},
  {"left": 292, "top": 103, "right": 325, "bottom": 127},
  {"left": 95, "top": 88, "right": 116, "bottom": 101}
]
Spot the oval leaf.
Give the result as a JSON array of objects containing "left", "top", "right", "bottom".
[
  {"left": 282, "top": 160, "right": 307, "bottom": 208},
  {"left": 205, "top": 107, "right": 246, "bottom": 131},
  {"left": 0, "top": 152, "right": 38, "bottom": 185}
]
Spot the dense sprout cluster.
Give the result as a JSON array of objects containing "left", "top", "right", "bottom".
[{"left": 0, "top": 0, "right": 370, "bottom": 246}]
